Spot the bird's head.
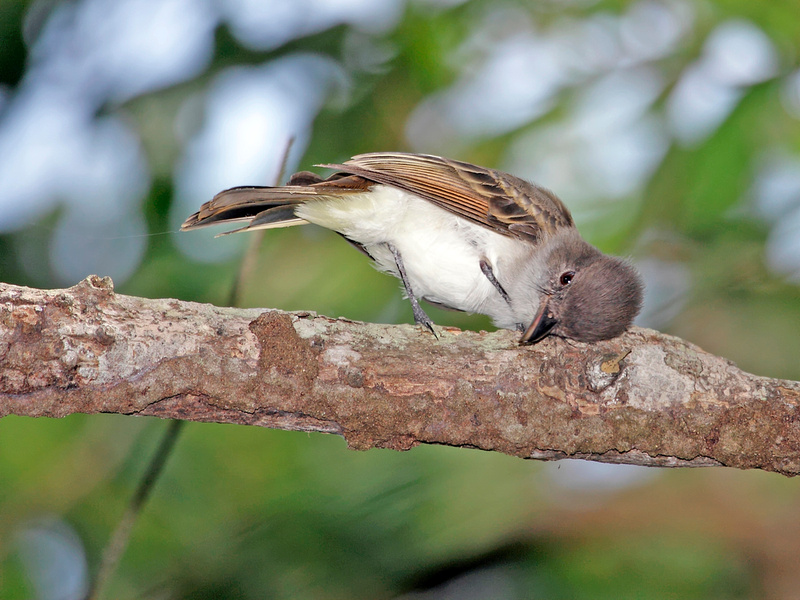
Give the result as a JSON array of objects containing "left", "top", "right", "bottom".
[{"left": 520, "top": 233, "right": 643, "bottom": 344}]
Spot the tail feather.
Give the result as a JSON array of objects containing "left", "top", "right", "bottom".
[
  {"left": 181, "top": 186, "right": 315, "bottom": 231},
  {"left": 214, "top": 205, "right": 308, "bottom": 236},
  {"left": 181, "top": 174, "right": 374, "bottom": 232}
]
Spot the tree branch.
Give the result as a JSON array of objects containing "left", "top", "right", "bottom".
[{"left": 2, "top": 276, "right": 799, "bottom": 475}]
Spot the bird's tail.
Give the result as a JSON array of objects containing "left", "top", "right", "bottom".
[
  {"left": 181, "top": 171, "right": 372, "bottom": 236},
  {"left": 181, "top": 186, "right": 318, "bottom": 236}
]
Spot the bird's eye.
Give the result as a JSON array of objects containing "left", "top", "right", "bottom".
[{"left": 560, "top": 271, "right": 575, "bottom": 286}]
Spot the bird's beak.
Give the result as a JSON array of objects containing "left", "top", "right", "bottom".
[{"left": 520, "top": 300, "right": 558, "bottom": 344}]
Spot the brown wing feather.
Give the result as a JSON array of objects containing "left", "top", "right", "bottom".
[
  {"left": 319, "top": 152, "right": 574, "bottom": 243},
  {"left": 183, "top": 152, "right": 574, "bottom": 243}
]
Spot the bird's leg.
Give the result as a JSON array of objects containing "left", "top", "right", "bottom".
[
  {"left": 387, "top": 242, "right": 436, "bottom": 336},
  {"left": 480, "top": 259, "right": 525, "bottom": 330},
  {"left": 479, "top": 259, "right": 512, "bottom": 306}
]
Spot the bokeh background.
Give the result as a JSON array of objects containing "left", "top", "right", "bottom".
[{"left": 2, "top": 0, "right": 800, "bottom": 598}]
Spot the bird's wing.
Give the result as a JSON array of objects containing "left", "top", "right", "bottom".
[{"left": 319, "top": 152, "right": 574, "bottom": 243}]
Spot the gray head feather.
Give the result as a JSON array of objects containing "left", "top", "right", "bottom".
[
  {"left": 557, "top": 255, "right": 643, "bottom": 342},
  {"left": 518, "top": 230, "right": 643, "bottom": 343}
]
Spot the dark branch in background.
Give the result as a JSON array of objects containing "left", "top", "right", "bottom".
[
  {"left": 86, "top": 139, "right": 298, "bottom": 599},
  {"left": 2, "top": 276, "right": 800, "bottom": 476},
  {"left": 227, "top": 136, "right": 295, "bottom": 309},
  {"left": 86, "top": 419, "right": 183, "bottom": 600}
]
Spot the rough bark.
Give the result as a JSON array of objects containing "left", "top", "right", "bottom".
[{"left": 2, "top": 276, "right": 799, "bottom": 476}]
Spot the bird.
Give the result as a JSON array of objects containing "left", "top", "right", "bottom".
[{"left": 182, "top": 152, "right": 643, "bottom": 344}]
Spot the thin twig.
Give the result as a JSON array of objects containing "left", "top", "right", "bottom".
[
  {"left": 86, "top": 420, "right": 184, "bottom": 600},
  {"left": 88, "top": 137, "right": 296, "bottom": 598},
  {"left": 227, "top": 137, "right": 296, "bottom": 307}
]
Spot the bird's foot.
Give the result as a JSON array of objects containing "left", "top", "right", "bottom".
[
  {"left": 410, "top": 302, "right": 437, "bottom": 338},
  {"left": 388, "top": 241, "right": 438, "bottom": 339}
]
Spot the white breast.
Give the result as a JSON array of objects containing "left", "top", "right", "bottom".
[{"left": 295, "top": 185, "right": 528, "bottom": 321}]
